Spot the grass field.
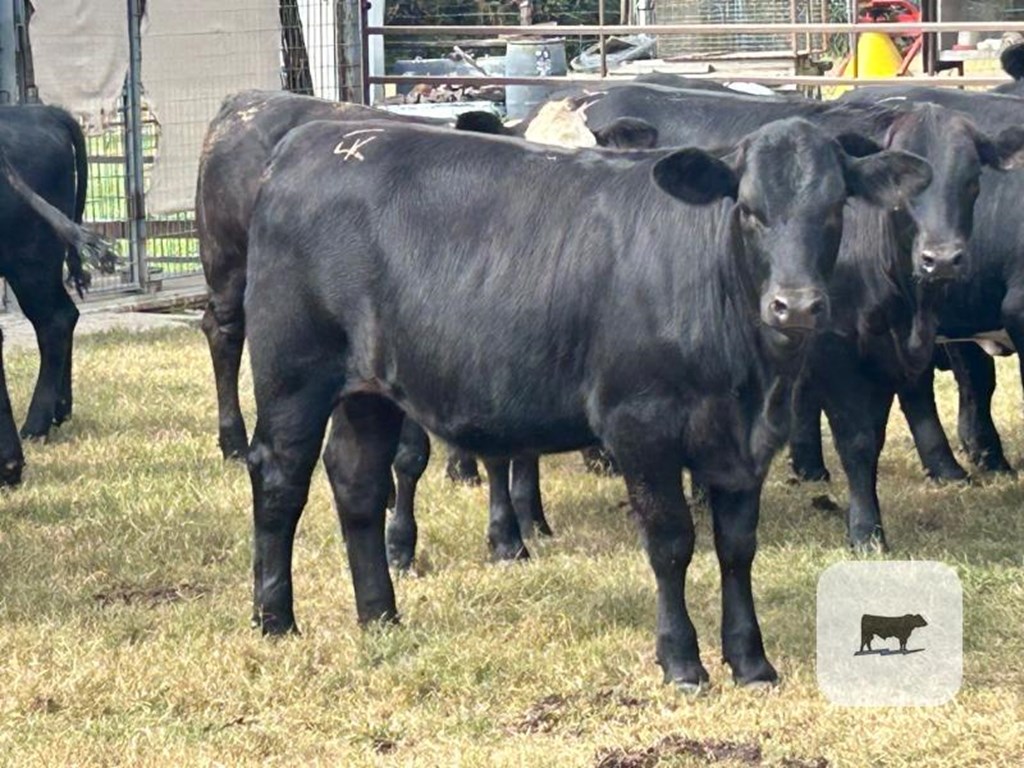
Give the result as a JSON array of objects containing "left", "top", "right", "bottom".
[{"left": 0, "top": 326, "right": 1021, "bottom": 767}]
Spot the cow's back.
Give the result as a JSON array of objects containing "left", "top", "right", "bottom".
[{"left": 247, "top": 121, "right": 741, "bottom": 454}]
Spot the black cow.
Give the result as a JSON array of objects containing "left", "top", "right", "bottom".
[
  {"left": 0, "top": 105, "right": 99, "bottom": 477},
  {"left": 197, "top": 89, "right": 457, "bottom": 461},
  {"left": 835, "top": 87, "right": 1024, "bottom": 479},
  {"left": 860, "top": 613, "right": 927, "bottom": 653},
  {"left": 527, "top": 88, "right": 1024, "bottom": 549},
  {"left": 992, "top": 42, "right": 1024, "bottom": 96},
  {"left": 244, "top": 117, "right": 929, "bottom": 688}
]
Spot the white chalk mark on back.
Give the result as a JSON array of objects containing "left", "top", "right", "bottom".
[{"left": 333, "top": 128, "right": 386, "bottom": 162}]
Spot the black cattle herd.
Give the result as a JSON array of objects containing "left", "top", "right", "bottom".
[{"left": 4, "top": 44, "right": 1024, "bottom": 691}]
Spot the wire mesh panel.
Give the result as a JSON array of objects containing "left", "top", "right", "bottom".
[{"left": 656, "top": 0, "right": 829, "bottom": 60}]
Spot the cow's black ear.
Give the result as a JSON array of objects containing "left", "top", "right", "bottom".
[
  {"left": 1002, "top": 41, "right": 1024, "bottom": 80},
  {"left": 455, "top": 111, "right": 508, "bottom": 135},
  {"left": 844, "top": 149, "right": 932, "bottom": 208},
  {"left": 835, "top": 132, "right": 883, "bottom": 158},
  {"left": 593, "top": 117, "right": 659, "bottom": 149},
  {"left": 978, "top": 125, "right": 1024, "bottom": 170},
  {"left": 652, "top": 148, "right": 739, "bottom": 205}
]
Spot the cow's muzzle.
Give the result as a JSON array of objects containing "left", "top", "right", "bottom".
[
  {"left": 915, "top": 242, "right": 966, "bottom": 282},
  {"left": 762, "top": 288, "right": 829, "bottom": 334}
]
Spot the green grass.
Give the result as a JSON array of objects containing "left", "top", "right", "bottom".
[{"left": 0, "top": 327, "right": 1021, "bottom": 766}]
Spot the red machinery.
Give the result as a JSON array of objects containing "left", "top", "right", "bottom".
[{"left": 849, "top": 1, "right": 924, "bottom": 76}]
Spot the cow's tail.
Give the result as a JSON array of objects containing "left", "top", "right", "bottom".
[
  {"left": 56, "top": 109, "right": 89, "bottom": 295},
  {"left": 0, "top": 138, "right": 116, "bottom": 299}
]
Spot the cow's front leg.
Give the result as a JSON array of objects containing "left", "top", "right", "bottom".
[
  {"left": 621, "top": 460, "right": 707, "bottom": 690},
  {"left": 708, "top": 484, "right": 777, "bottom": 686},
  {"left": 825, "top": 385, "right": 893, "bottom": 552},
  {"left": 946, "top": 343, "right": 1013, "bottom": 473},
  {"left": 0, "top": 330, "right": 24, "bottom": 486},
  {"left": 790, "top": 376, "right": 830, "bottom": 482}
]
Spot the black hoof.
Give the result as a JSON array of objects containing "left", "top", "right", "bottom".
[
  {"left": 490, "top": 540, "right": 530, "bottom": 562},
  {"left": 258, "top": 612, "right": 298, "bottom": 636},
  {"left": 789, "top": 465, "right": 830, "bottom": 483},
  {"left": 660, "top": 659, "right": 710, "bottom": 692},
  {"left": 849, "top": 529, "right": 888, "bottom": 554},
  {"left": 0, "top": 457, "right": 23, "bottom": 487},
  {"left": 219, "top": 429, "right": 249, "bottom": 462},
  {"left": 19, "top": 425, "right": 49, "bottom": 443},
  {"left": 535, "top": 519, "right": 554, "bottom": 537},
  {"left": 53, "top": 404, "right": 72, "bottom": 427},
  {"left": 729, "top": 656, "right": 779, "bottom": 688},
  {"left": 925, "top": 464, "right": 969, "bottom": 484}
]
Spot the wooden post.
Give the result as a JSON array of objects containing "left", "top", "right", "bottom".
[{"left": 519, "top": 0, "right": 532, "bottom": 27}]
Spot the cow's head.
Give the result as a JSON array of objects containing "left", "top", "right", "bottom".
[
  {"left": 910, "top": 613, "right": 928, "bottom": 628},
  {"left": 882, "top": 104, "right": 1024, "bottom": 282},
  {"left": 650, "top": 118, "right": 932, "bottom": 352}
]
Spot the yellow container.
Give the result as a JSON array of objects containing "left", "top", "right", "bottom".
[{"left": 851, "top": 31, "right": 904, "bottom": 78}]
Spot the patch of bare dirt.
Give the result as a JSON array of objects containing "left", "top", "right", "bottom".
[
  {"left": 594, "top": 736, "right": 762, "bottom": 768},
  {"left": 93, "top": 582, "right": 207, "bottom": 608}
]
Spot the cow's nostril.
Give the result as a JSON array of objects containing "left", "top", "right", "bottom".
[
  {"left": 951, "top": 251, "right": 964, "bottom": 267},
  {"left": 808, "top": 298, "right": 826, "bottom": 316},
  {"left": 921, "top": 253, "right": 936, "bottom": 270},
  {"left": 769, "top": 298, "right": 788, "bottom": 318}
]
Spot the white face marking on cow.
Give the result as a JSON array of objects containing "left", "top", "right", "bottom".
[
  {"left": 333, "top": 128, "right": 385, "bottom": 162},
  {"left": 523, "top": 99, "right": 596, "bottom": 148}
]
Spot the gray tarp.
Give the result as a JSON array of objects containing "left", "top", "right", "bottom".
[{"left": 30, "top": 0, "right": 129, "bottom": 131}]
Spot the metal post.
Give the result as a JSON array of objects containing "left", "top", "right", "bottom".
[
  {"left": 360, "top": 0, "right": 370, "bottom": 104},
  {"left": 0, "top": 0, "right": 17, "bottom": 104},
  {"left": 598, "top": 0, "right": 607, "bottom": 78},
  {"left": 124, "top": 0, "right": 147, "bottom": 290}
]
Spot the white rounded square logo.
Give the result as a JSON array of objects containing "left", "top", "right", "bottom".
[{"left": 816, "top": 561, "right": 962, "bottom": 706}]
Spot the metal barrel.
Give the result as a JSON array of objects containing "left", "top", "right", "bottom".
[{"left": 504, "top": 38, "right": 567, "bottom": 119}]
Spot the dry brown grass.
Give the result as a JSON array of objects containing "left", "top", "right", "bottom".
[{"left": 0, "top": 326, "right": 1021, "bottom": 766}]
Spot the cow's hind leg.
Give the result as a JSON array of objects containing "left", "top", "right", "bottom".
[
  {"left": 709, "top": 483, "right": 777, "bottom": 686},
  {"left": 445, "top": 445, "right": 481, "bottom": 485},
  {"left": 248, "top": 372, "right": 338, "bottom": 634},
  {"left": 0, "top": 330, "right": 24, "bottom": 485},
  {"left": 386, "top": 418, "right": 431, "bottom": 571},
  {"left": 201, "top": 284, "right": 248, "bottom": 460},
  {"left": 9, "top": 269, "right": 79, "bottom": 440},
  {"left": 485, "top": 458, "right": 529, "bottom": 561},
  {"left": 510, "top": 454, "right": 553, "bottom": 538},
  {"left": 897, "top": 366, "right": 968, "bottom": 482},
  {"left": 323, "top": 395, "right": 404, "bottom": 625}
]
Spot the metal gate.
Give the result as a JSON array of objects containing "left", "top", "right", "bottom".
[{"left": 5, "top": 0, "right": 361, "bottom": 302}]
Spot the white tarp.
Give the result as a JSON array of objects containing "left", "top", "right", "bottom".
[
  {"left": 30, "top": 0, "right": 129, "bottom": 130},
  {"left": 142, "top": 1, "right": 281, "bottom": 213}
]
